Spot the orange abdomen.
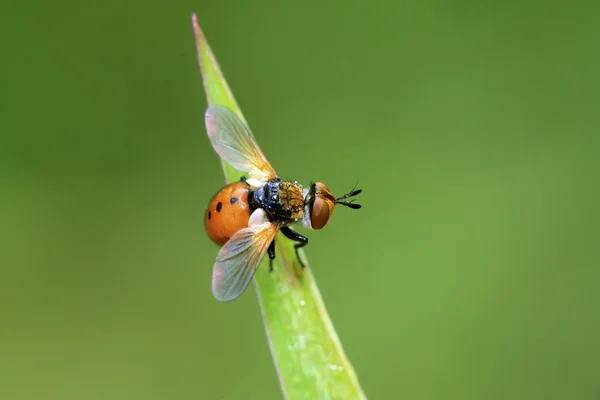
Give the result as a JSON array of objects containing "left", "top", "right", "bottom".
[{"left": 205, "top": 181, "right": 252, "bottom": 246}]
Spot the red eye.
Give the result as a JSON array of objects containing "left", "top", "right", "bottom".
[{"left": 310, "top": 182, "right": 335, "bottom": 230}]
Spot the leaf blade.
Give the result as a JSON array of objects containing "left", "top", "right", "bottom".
[{"left": 192, "top": 14, "right": 367, "bottom": 399}]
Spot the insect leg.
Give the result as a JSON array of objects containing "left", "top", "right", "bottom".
[
  {"left": 280, "top": 226, "right": 308, "bottom": 268},
  {"left": 267, "top": 239, "right": 276, "bottom": 272}
]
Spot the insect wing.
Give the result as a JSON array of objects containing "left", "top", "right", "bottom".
[
  {"left": 211, "top": 210, "right": 279, "bottom": 302},
  {"left": 205, "top": 105, "right": 277, "bottom": 187}
]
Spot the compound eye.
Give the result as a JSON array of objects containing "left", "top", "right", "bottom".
[
  {"left": 310, "top": 182, "right": 335, "bottom": 230},
  {"left": 310, "top": 197, "right": 332, "bottom": 229}
]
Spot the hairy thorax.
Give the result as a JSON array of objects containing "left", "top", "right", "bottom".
[{"left": 250, "top": 179, "right": 305, "bottom": 225}]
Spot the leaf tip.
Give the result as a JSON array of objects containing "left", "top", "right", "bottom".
[
  {"left": 191, "top": 13, "right": 204, "bottom": 42},
  {"left": 191, "top": 13, "right": 211, "bottom": 104}
]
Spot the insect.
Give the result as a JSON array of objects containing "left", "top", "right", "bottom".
[{"left": 204, "top": 105, "right": 362, "bottom": 302}]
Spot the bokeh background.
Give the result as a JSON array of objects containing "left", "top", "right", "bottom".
[{"left": 2, "top": 1, "right": 599, "bottom": 399}]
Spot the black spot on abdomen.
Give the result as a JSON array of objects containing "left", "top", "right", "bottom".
[
  {"left": 216, "top": 202, "right": 222, "bottom": 212},
  {"left": 208, "top": 211, "right": 212, "bottom": 220},
  {"left": 230, "top": 197, "right": 238, "bottom": 205}
]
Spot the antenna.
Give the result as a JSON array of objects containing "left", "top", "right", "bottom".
[{"left": 335, "top": 187, "right": 362, "bottom": 209}]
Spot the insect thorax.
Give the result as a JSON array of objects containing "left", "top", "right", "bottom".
[{"left": 250, "top": 179, "right": 304, "bottom": 225}]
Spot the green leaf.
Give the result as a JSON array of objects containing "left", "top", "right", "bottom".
[{"left": 192, "top": 14, "right": 367, "bottom": 400}]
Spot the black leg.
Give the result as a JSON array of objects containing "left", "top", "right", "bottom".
[
  {"left": 267, "top": 239, "right": 276, "bottom": 272},
  {"left": 280, "top": 226, "right": 308, "bottom": 268}
]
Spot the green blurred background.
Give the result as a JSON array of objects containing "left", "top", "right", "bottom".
[{"left": 2, "top": 1, "right": 599, "bottom": 399}]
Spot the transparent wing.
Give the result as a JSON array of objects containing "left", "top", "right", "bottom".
[
  {"left": 211, "top": 209, "right": 279, "bottom": 302},
  {"left": 205, "top": 105, "right": 277, "bottom": 186}
]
